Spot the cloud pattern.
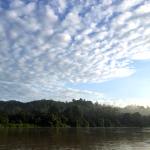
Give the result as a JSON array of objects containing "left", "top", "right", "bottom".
[{"left": 0, "top": 0, "right": 150, "bottom": 101}]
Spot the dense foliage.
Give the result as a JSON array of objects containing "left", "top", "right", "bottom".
[{"left": 0, "top": 99, "right": 150, "bottom": 127}]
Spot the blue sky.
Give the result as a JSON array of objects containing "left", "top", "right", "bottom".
[{"left": 0, "top": 0, "right": 150, "bottom": 106}]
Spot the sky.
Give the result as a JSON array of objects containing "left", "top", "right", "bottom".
[{"left": 0, "top": 0, "right": 150, "bottom": 106}]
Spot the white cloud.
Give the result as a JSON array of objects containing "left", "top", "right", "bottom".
[
  {"left": 118, "top": 0, "right": 143, "bottom": 12},
  {"left": 62, "top": 9, "right": 82, "bottom": 35},
  {"left": 58, "top": 0, "right": 66, "bottom": 13},
  {"left": 24, "top": 2, "right": 36, "bottom": 14},
  {"left": 102, "top": 0, "right": 112, "bottom": 6},
  {"left": 45, "top": 5, "right": 58, "bottom": 23},
  {"left": 0, "top": 0, "right": 149, "bottom": 101},
  {"left": 132, "top": 51, "right": 150, "bottom": 60},
  {"left": 58, "top": 32, "right": 71, "bottom": 43},
  {"left": 135, "top": 2, "right": 150, "bottom": 14},
  {"left": 113, "top": 12, "right": 132, "bottom": 26},
  {"left": 10, "top": 0, "right": 25, "bottom": 9},
  {"left": 7, "top": 10, "right": 18, "bottom": 19}
]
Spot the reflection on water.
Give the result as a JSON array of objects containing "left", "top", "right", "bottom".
[{"left": 0, "top": 127, "right": 150, "bottom": 150}]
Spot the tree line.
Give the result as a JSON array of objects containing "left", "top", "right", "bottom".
[{"left": 0, "top": 99, "right": 150, "bottom": 127}]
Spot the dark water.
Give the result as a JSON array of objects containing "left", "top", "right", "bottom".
[{"left": 0, "top": 128, "right": 150, "bottom": 150}]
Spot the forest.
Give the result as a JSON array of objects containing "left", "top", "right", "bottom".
[{"left": 0, "top": 99, "right": 150, "bottom": 127}]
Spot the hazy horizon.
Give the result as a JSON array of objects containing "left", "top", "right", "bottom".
[{"left": 0, "top": 0, "right": 150, "bottom": 106}]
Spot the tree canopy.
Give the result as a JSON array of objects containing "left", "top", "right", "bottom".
[{"left": 0, "top": 99, "right": 150, "bottom": 127}]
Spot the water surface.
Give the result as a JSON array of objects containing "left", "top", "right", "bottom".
[{"left": 0, "top": 127, "right": 150, "bottom": 150}]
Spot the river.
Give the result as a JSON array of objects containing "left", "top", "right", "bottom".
[{"left": 0, "top": 127, "right": 150, "bottom": 150}]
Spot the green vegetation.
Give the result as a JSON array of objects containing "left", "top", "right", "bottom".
[{"left": 0, "top": 99, "right": 150, "bottom": 127}]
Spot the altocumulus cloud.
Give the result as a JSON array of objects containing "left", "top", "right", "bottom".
[{"left": 0, "top": 0, "right": 150, "bottom": 101}]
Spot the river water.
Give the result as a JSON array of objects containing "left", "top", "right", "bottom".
[{"left": 0, "top": 127, "right": 150, "bottom": 150}]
